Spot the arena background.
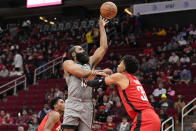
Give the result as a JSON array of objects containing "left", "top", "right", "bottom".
[{"left": 0, "top": 0, "right": 195, "bottom": 131}]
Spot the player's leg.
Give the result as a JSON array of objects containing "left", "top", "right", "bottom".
[
  {"left": 131, "top": 109, "right": 161, "bottom": 131},
  {"left": 61, "top": 108, "right": 79, "bottom": 131},
  {"left": 130, "top": 112, "right": 142, "bottom": 131},
  {"left": 78, "top": 120, "right": 91, "bottom": 131}
]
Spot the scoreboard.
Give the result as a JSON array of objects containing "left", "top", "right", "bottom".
[{"left": 27, "top": 0, "right": 62, "bottom": 8}]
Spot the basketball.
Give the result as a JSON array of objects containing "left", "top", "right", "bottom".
[{"left": 100, "top": 1, "right": 117, "bottom": 19}]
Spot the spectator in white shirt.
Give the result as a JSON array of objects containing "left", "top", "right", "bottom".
[
  {"left": 180, "top": 55, "right": 190, "bottom": 63},
  {"left": 189, "top": 28, "right": 196, "bottom": 36},
  {"left": 13, "top": 50, "right": 23, "bottom": 71},
  {"left": 115, "top": 117, "right": 131, "bottom": 131},
  {"left": 0, "top": 66, "right": 9, "bottom": 77},
  {"left": 54, "top": 87, "right": 64, "bottom": 99},
  {"left": 169, "top": 52, "right": 179, "bottom": 64},
  {"left": 152, "top": 83, "right": 167, "bottom": 97}
]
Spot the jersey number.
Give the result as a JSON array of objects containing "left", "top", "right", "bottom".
[{"left": 136, "top": 86, "right": 148, "bottom": 101}]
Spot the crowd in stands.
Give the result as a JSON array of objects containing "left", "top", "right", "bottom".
[{"left": 0, "top": 13, "right": 196, "bottom": 130}]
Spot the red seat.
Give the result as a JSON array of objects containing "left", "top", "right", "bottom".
[
  {"left": 166, "top": 108, "right": 177, "bottom": 117},
  {"left": 0, "top": 125, "right": 7, "bottom": 130}
]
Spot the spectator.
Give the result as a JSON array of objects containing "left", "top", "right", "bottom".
[
  {"left": 102, "top": 95, "right": 109, "bottom": 106},
  {"left": 114, "top": 117, "right": 131, "bottom": 131},
  {"left": 0, "top": 110, "right": 5, "bottom": 125},
  {"left": 2, "top": 93, "right": 7, "bottom": 102},
  {"left": 111, "top": 60, "right": 118, "bottom": 73},
  {"left": 148, "top": 55, "right": 157, "bottom": 69},
  {"left": 167, "top": 87, "right": 175, "bottom": 97},
  {"left": 170, "top": 70, "right": 181, "bottom": 85},
  {"left": 28, "top": 117, "right": 39, "bottom": 131},
  {"left": 95, "top": 105, "right": 108, "bottom": 123},
  {"left": 105, "top": 84, "right": 117, "bottom": 96},
  {"left": 144, "top": 63, "right": 155, "bottom": 75},
  {"left": 157, "top": 27, "right": 167, "bottom": 36},
  {"left": 125, "top": 33, "right": 137, "bottom": 47},
  {"left": 97, "top": 88, "right": 104, "bottom": 106},
  {"left": 16, "top": 109, "right": 31, "bottom": 125},
  {"left": 169, "top": 52, "right": 179, "bottom": 64},
  {"left": 18, "top": 126, "right": 24, "bottom": 131},
  {"left": 159, "top": 109, "right": 168, "bottom": 123},
  {"left": 9, "top": 67, "right": 23, "bottom": 77},
  {"left": 12, "top": 49, "right": 23, "bottom": 71},
  {"left": 167, "top": 39, "right": 178, "bottom": 51},
  {"left": 159, "top": 94, "right": 173, "bottom": 110},
  {"left": 2, "top": 113, "right": 14, "bottom": 125},
  {"left": 109, "top": 90, "right": 120, "bottom": 103},
  {"left": 189, "top": 27, "right": 196, "bottom": 36},
  {"left": 174, "top": 95, "right": 185, "bottom": 124},
  {"left": 191, "top": 52, "right": 196, "bottom": 65},
  {"left": 178, "top": 37, "right": 188, "bottom": 46},
  {"left": 188, "top": 122, "right": 196, "bottom": 131},
  {"left": 102, "top": 116, "right": 116, "bottom": 131},
  {"left": 183, "top": 44, "right": 193, "bottom": 56},
  {"left": 143, "top": 43, "right": 153, "bottom": 57},
  {"left": 111, "top": 102, "right": 127, "bottom": 123},
  {"left": 45, "top": 88, "right": 55, "bottom": 102},
  {"left": 89, "top": 44, "right": 97, "bottom": 55},
  {"left": 54, "top": 86, "right": 64, "bottom": 99},
  {"left": 149, "top": 95, "right": 159, "bottom": 109},
  {"left": 140, "top": 57, "right": 148, "bottom": 71},
  {"left": 180, "top": 54, "right": 190, "bottom": 63},
  {"left": 105, "top": 103, "right": 112, "bottom": 116},
  {"left": 152, "top": 83, "right": 167, "bottom": 97},
  {"left": 92, "top": 121, "right": 102, "bottom": 131},
  {"left": 0, "top": 65, "right": 9, "bottom": 77},
  {"left": 37, "top": 104, "right": 50, "bottom": 123},
  {"left": 180, "top": 69, "right": 192, "bottom": 85}
]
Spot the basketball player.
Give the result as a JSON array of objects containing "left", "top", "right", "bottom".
[
  {"left": 87, "top": 55, "right": 161, "bottom": 131},
  {"left": 38, "top": 97, "right": 64, "bottom": 131},
  {"left": 61, "top": 16, "right": 108, "bottom": 131}
]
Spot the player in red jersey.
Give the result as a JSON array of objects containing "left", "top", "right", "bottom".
[
  {"left": 87, "top": 55, "right": 161, "bottom": 131},
  {"left": 38, "top": 97, "right": 64, "bottom": 131}
]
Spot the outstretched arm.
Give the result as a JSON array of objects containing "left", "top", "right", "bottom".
[
  {"left": 87, "top": 73, "right": 123, "bottom": 88},
  {"left": 89, "top": 16, "right": 108, "bottom": 68}
]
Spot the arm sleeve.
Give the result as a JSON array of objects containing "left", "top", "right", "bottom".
[{"left": 86, "top": 77, "right": 106, "bottom": 88}]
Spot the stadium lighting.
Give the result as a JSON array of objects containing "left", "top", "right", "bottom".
[
  {"left": 50, "top": 21, "right": 54, "bottom": 24},
  {"left": 124, "top": 8, "right": 132, "bottom": 16},
  {"left": 39, "top": 16, "right": 44, "bottom": 20},
  {"left": 44, "top": 20, "right": 48, "bottom": 23}
]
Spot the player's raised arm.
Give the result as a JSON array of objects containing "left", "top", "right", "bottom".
[
  {"left": 43, "top": 112, "right": 60, "bottom": 131},
  {"left": 89, "top": 16, "right": 108, "bottom": 68}
]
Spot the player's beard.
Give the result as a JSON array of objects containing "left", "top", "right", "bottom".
[{"left": 76, "top": 52, "right": 89, "bottom": 65}]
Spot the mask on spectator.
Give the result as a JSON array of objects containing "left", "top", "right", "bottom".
[{"left": 76, "top": 52, "right": 89, "bottom": 65}]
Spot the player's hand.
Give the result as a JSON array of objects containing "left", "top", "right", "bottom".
[
  {"left": 99, "top": 15, "right": 109, "bottom": 27},
  {"left": 102, "top": 68, "right": 113, "bottom": 75},
  {"left": 96, "top": 71, "right": 108, "bottom": 77}
]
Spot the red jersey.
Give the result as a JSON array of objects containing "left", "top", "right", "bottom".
[
  {"left": 118, "top": 73, "right": 153, "bottom": 119},
  {"left": 38, "top": 110, "right": 61, "bottom": 131}
]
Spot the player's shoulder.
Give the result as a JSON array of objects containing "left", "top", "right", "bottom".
[
  {"left": 63, "top": 60, "right": 74, "bottom": 67},
  {"left": 110, "top": 73, "right": 126, "bottom": 80},
  {"left": 49, "top": 111, "right": 60, "bottom": 121}
]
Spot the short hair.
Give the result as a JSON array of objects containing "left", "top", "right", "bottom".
[
  {"left": 49, "top": 97, "right": 62, "bottom": 110},
  {"left": 68, "top": 45, "right": 76, "bottom": 60},
  {"left": 121, "top": 55, "right": 139, "bottom": 74}
]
